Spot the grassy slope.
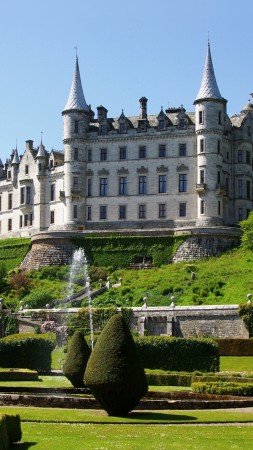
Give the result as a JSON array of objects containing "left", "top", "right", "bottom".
[{"left": 93, "top": 246, "right": 253, "bottom": 307}]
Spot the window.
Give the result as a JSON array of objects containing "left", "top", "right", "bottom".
[
  {"left": 159, "top": 175, "right": 166, "bottom": 193},
  {"left": 50, "top": 160, "right": 54, "bottom": 168},
  {"left": 179, "top": 118, "right": 185, "bottom": 128},
  {"left": 179, "top": 202, "right": 186, "bottom": 217},
  {"left": 217, "top": 140, "right": 221, "bottom": 153},
  {"left": 100, "top": 205, "right": 107, "bottom": 219},
  {"left": 87, "top": 178, "right": 92, "bottom": 197},
  {"left": 74, "top": 148, "right": 79, "bottom": 161},
  {"left": 50, "top": 184, "right": 55, "bottom": 201},
  {"left": 0, "top": 196, "right": 1, "bottom": 211},
  {"left": 7, "top": 170, "right": 11, "bottom": 180},
  {"left": 138, "top": 204, "right": 146, "bottom": 219},
  {"left": 119, "top": 177, "right": 127, "bottom": 195},
  {"left": 217, "top": 171, "right": 221, "bottom": 184},
  {"left": 8, "top": 218, "right": 12, "bottom": 231},
  {"left": 119, "top": 147, "right": 126, "bottom": 160},
  {"left": 218, "top": 201, "right": 221, "bottom": 215},
  {"left": 139, "top": 146, "right": 146, "bottom": 158},
  {"left": 19, "top": 215, "right": 22, "bottom": 228},
  {"left": 218, "top": 111, "right": 222, "bottom": 125},
  {"left": 246, "top": 151, "right": 250, "bottom": 165},
  {"left": 247, "top": 180, "right": 251, "bottom": 199},
  {"left": 139, "top": 176, "right": 147, "bottom": 194},
  {"left": 74, "top": 120, "right": 79, "bottom": 134},
  {"left": 179, "top": 174, "right": 187, "bottom": 192},
  {"left": 119, "top": 205, "right": 127, "bottom": 219},
  {"left": 30, "top": 213, "right": 33, "bottom": 226},
  {"left": 88, "top": 149, "right": 92, "bottom": 162},
  {"left": 8, "top": 193, "right": 12, "bottom": 210},
  {"left": 159, "top": 203, "right": 166, "bottom": 218},
  {"left": 26, "top": 186, "right": 31, "bottom": 204},
  {"left": 20, "top": 187, "right": 25, "bottom": 204},
  {"left": 179, "top": 143, "right": 186, "bottom": 156},
  {"left": 24, "top": 214, "right": 28, "bottom": 227},
  {"left": 119, "top": 123, "right": 126, "bottom": 133},
  {"left": 100, "top": 178, "right": 108, "bottom": 196},
  {"left": 100, "top": 148, "right": 107, "bottom": 161},
  {"left": 238, "top": 207, "right": 243, "bottom": 221},
  {"left": 200, "top": 200, "right": 205, "bottom": 215},
  {"left": 199, "top": 110, "right": 203, "bottom": 124},
  {"left": 25, "top": 165, "right": 29, "bottom": 175},
  {"left": 87, "top": 206, "right": 92, "bottom": 221},
  {"left": 200, "top": 169, "right": 205, "bottom": 184},
  {"left": 73, "top": 205, "right": 78, "bottom": 219},
  {"left": 248, "top": 126, "right": 251, "bottom": 137},
  {"left": 200, "top": 139, "right": 204, "bottom": 152},
  {"left": 238, "top": 179, "right": 243, "bottom": 198},
  {"left": 100, "top": 124, "right": 107, "bottom": 135},
  {"left": 73, "top": 177, "right": 79, "bottom": 190},
  {"left": 159, "top": 145, "right": 166, "bottom": 157},
  {"left": 159, "top": 119, "right": 165, "bottom": 130},
  {"left": 238, "top": 149, "right": 243, "bottom": 163},
  {"left": 50, "top": 211, "right": 55, "bottom": 224}
]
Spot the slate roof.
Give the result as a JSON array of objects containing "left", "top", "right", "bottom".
[
  {"left": 195, "top": 42, "right": 223, "bottom": 101},
  {"left": 64, "top": 57, "right": 89, "bottom": 112}
]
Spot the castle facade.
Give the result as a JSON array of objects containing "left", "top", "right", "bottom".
[{"left": 0, "top": 43, "right": 252, "bottom": 238}]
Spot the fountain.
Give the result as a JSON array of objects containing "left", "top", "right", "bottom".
[{"left": 68, "top": 248, "right": 94, "bottom": 350}]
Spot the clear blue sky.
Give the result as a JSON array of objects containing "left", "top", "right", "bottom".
[{"left": 0, "top": 0, "right": 252, "bottom": 163}]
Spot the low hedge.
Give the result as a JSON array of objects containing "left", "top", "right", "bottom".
[
  {"left": 0, "top": 333, "right": 56, "bottom": 373},
  {"left": 192, "top": 381, "right": 253, "bottom": 396},
  {"left": 0, "top": 368, "right": 38, "bottom": 381},
  {"left": 134, "top": 336, "right": 219, "bottom": 372},
  {"left": 217, "top": 338, "right": 253, "bottom": 356},
  {"left": 0, "top": 414, "right": 22, "bottom": 450},
  {"left": 145, "top": 369, "right": 253, "bottom": 386}
]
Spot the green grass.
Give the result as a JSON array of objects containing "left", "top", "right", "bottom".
[
  {"left": 220, "top": 356, "right": 253, "bottom": 372},
  {"left": 1, "top": 407, "right": 253, "bottom": 449}
]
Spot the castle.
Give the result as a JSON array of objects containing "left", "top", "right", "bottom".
[{"left": 0, "top": 42, "right": 252, "bottom": 239}]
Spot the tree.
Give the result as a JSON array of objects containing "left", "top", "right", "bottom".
[
  {"left": 63, "top": 331, "right": 91, "bottom": 388},
  {"left": 84, "top": 314, "right": 148, "bottom": 416}
]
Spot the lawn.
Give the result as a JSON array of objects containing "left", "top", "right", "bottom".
[
  {"left": 220, "top": 356, "right": 253, "bottom": 373},
  {"left": 1, "top": 407, "right": 253, "bottom": 449}
]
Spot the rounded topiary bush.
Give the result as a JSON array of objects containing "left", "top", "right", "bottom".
[
  {"left": 63, "top": 331, "right": 91, "bottom": 388},
  {"left": 84, "top": 313, "right": 148, "bottom": 416}
]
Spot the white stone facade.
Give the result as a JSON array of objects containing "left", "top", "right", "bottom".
[{"left": 0, "top": 45, "right": 253, "bottom": 238}]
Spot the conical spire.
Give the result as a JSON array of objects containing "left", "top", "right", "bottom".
[
  {"left": 11, "top": 148, "right": 19, "bottom": 165},
  {"left": 195, "top": 42, "right": 223, "bottom": 102},
  {"left": 37, "top": 135, "right": 46, "bottom": 158},
  {"left": 64, "top": 56, "right": 89, "bottom": 111}
]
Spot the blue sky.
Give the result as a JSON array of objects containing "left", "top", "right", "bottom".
[{"left": 0, "top": 0, "right": 252, "bottom": 163}]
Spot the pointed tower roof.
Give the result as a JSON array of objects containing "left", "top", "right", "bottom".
[
  {"left": 64, "top": 56, "right": 89, "bottom": 112},
  {"left": 37, "top": 137, "right": 46, "bottom": 158},
  {"left": 11, "top": 148, "right": 19, "bottom": 165},
  {"left": 195, "top": 42, "right": 223, "bottom": 102}
]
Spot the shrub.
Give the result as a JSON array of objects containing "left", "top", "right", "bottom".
[
  {"left": 0, "top": 333, "right": 56, "bottom": 372},
  {"left": 63, "top": 331, "right": 91, "bottom": 388},
  {"left": 21, "top": 289, "right": 54, "bottom": 308},
  {"left": 8, "top": 271, "right": 33, "bottom": 298},
  {"left": 85, "top": 314, "right": 148, "bottom": 416},
  {"left": 238, "top": 303, "right": 253, "bottom": 337},
  {"left": 134, "top": 336, "right": 219, "bottom": 372},
  {"left": 0, "top": 414, "right": 22, "bottom": 449},
  {"left": 192, "top": 381, "right": 253, "bottom": 396},
  {"left": 0, "top": 368, "right": 38, "bottom": 381}
]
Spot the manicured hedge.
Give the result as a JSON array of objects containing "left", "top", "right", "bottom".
[
  {"left": 0, "top": 333, "right": 56, "bottom": 373},
  {"left": 192, "top": 381, "right": 253, "bottom": 396},
  {"left": 134, "top": 336, "right": 219, "bottom": 372},
  {"left": 70, "top": 235, "right": 187, "bottom": 268},
  {"left": 217, "top": 338, "right": 253, "bottom": 356},
  {"left": 145, "top": 369, "right": 253, "bottom": 386},
  {"left": 0, "top": 414, "right": 22, "bottom": 449},
  {"left": 0, "top": 368, "right": 38, "bottom": 381},
  {"left": 0, "top": 238, "right": 30, "bottom": 271}
]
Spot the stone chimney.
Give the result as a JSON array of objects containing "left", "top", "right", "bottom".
[{"left": 139, "top": 97, "right": 148, "bottom": 119}]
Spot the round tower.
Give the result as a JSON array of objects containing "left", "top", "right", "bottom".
[
  {"left": 62, "top": 56, "right": 90, "bottom": 229},
  {"left": 194, "top": 42, "right": 227, "bottom": 226}
]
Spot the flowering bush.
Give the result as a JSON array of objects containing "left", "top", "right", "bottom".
[{"left": 41, "top": 321, "right": 68, "bottom": 346}]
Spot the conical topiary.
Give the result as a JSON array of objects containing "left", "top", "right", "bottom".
[
  {"left": 63, "top": 331, "right": 91, "bottom": 388},
  {"left": 84, "top": 313, "right": 148, "bottom": 416}
]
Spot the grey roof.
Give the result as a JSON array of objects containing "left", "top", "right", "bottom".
[
  {"left": 64, "top": 57, "right": 89, "bottom": 112},
  {"left": 195, "top": 43, "right": 223, "bottom": 102},
  {"left": 37, "top": 141, "right": 46, "bottom": 158},
  {"left": 11, "top": 148, "right": 19, "bottom": 165}
]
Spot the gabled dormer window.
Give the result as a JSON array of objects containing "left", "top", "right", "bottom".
[
  {"left": 100, "top": 124, "right": 107, "bottom": 135},
  {"left": 159, "top": 119, "right": 165, "bottom": 130},
  {"left": 119, "top": 122, "right": 126, "bottom": 133}
]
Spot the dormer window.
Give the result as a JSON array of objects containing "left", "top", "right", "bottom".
[
  {"left": 179, "top": 118, "right": 185, "bottom": 128},
  {"left": 159, "top": 119, "right": 165, "bottom": 130},
  {"left": 119, "top": 122, "right": 126, "bottom": 133},
  {"left": 100, "top": 124, "right": 107, "bottom": 135}
]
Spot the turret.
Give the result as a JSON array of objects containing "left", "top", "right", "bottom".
[
  {"left": 62, "top": 55, "right": 89, "bottom": 229},
  {"left": 36, "top": 137, "right": 46, "bottom": 176},
  {"left": 194, "top": 42, "right": 227, "bottom": 226},
  {"left": 11, "top": 148, "right": 19, "bottom": 184}
]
